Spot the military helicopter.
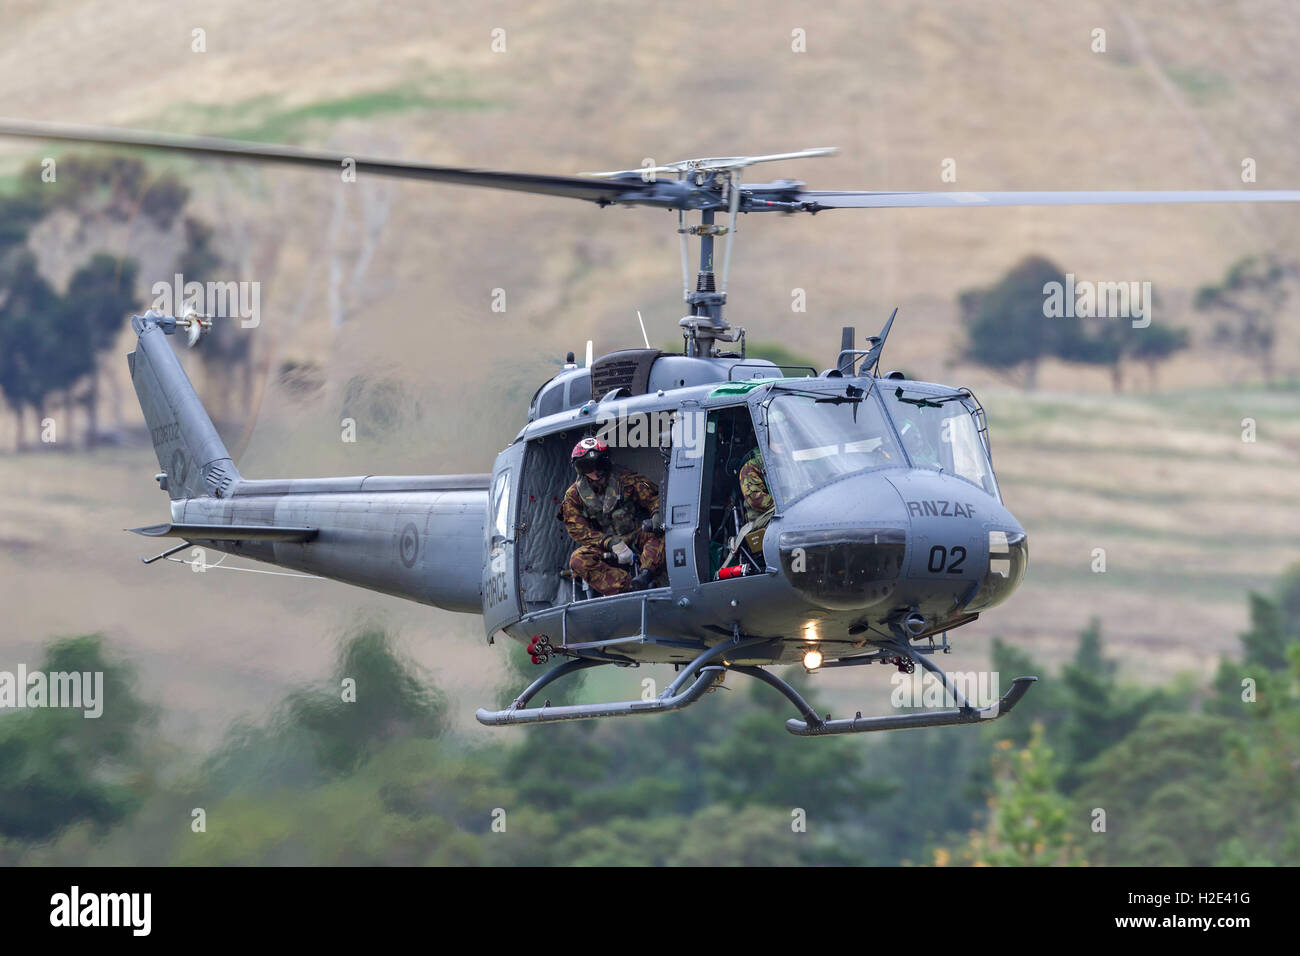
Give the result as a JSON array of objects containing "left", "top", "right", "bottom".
[{"left": 4, "top": 119, "right": 1299, "bottom": 736}]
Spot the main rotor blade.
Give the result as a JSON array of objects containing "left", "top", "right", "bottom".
[
  {"left": 10, "top": 120, "right": 1295, "bottom": 213},
  {"left": 0, "top": 119, "right": 649, "bottom": 204},
  {"left": 799, "top": 189, "right": 1300, "bottom": 208}
]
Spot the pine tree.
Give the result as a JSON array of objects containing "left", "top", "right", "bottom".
[{"left": 939, "top": 723, "right": 1083, "bottom": 866}]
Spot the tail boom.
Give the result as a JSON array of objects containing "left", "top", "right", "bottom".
[
  {"left": 173, "top": 477, "right": 489, "bottom": 612},
  {"left": 126, "top": 311, "right": 489, "bottom": 613}
]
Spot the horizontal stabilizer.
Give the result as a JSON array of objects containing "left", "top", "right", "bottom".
[{"left": 128, "top": 523, "right": 319, "bottom": 542}]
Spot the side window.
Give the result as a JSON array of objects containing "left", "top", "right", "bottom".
[
  {"left": 490, "top": 469, "right": 511, "bottom": 553},
  {"left": 567, "top": 375, "right": 591, "bottom": 406},
  {"left": 538, "top": 384, "right": 565, "bottom": 419}
]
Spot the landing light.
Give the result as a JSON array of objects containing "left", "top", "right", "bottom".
[{"left": 803, "top": 649, "right": 823, "bottom": 671}]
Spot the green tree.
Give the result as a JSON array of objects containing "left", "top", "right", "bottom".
[
  {"left": 175, "top": 739, "right": 517, "bottom": 866},
  {"left": 1194, "top": 255, "right": 1295, "bottom": 384},
  {"left": 1052, "top": 298, "right": 1186, "bottom": 393},
  {"left": 963, "top": 258, "right": 1187, "bottom": 391},
  {"left": 1053, "top": 313, "right": 1126, "bottom": 390},
  {"left": 1056, "top": 618, "right": 1169, "bottom": 791},
  {"left": 940, "top": 723, "right": 1082, "bottom": 866},
  {"left": 38, "top": 154, "right": 187, "bottom": 229},
  {"left": 0, "top": 635, "right": 153, "bottom": 841},
  {"left": 1209, "top": 560, "right": 1300, "bottom": 717},
  {"left": 0, "top": 250, "right": 72, "bottom": 446},
  {"left": 853, "top": 714, "right": 994, "bottom": 864},
  {"left": 698, "top": 672, "right": 894, "bottom": 824},
  {"left": 202, "top": 624, "right": 447, "bottom": 793},
  {"left": 59, "top": 254, "right": 140, "bottom": 443},
  {"left": 1130, "top": 321, "right": 1189, "bottom": 389},
  {"left": 988, "top": 636, "right": 1071, "bottom": 746},
  {"left": 1072, "top": 712, "right": 1244, "bottom": 865},
  {"left": 0, "top": 155, "right": 187, "bottom": 446},
  {"left": 960, "top": 255, "right": 1067, "bottom": 389},
  {"left": 0, "top": 190, "right": 48, "bottom": 255}
]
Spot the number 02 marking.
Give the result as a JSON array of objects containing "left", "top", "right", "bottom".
[{"left": 927, "top": 544, "right": 967, "bottom": 574}]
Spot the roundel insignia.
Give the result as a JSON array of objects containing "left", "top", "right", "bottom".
[
  {"left": 398, "top": 522, "right": 420, "bottom": 568},
  {"left": 170, "top": 449, "right": 188, "bottom": 490}
]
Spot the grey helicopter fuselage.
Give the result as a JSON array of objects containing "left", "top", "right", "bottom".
[
  {"left": 131, "top": 312, "right": 1025, "bottom": 671},
  {"left": 479, "top": 347, "right": 1027, "bottom": 667}
]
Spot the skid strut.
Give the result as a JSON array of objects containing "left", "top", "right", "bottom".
[{"left": 476, "top": 633, "right": 1037, "bottom": 735}]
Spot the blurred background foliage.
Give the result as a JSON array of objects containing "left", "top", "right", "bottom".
[
  {"left": 3, "top": 560, "right": 1298, "bottom": 866},
  {"left": 0, "top": 153, "right": 241, "bottom": 449}
]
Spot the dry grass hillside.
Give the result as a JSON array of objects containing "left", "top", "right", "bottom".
[{"left": 1, "top": 0, "right": 1298, "bottom": 738}]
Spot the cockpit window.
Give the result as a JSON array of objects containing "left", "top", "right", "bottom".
[
  {"left": 762, "top": 392, "right": 903, "bottom": 504},
  {"left": 883, "top": 389, "right": 998, "bottom": 498}
]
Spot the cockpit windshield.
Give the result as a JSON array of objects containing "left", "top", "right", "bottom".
[
  {"left": 762, "top": 391, "right": 903, "bottom": 504},
  {"left": 883, "top": 387, "right": 999, "bottom": 498}
]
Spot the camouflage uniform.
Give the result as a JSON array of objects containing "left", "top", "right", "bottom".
[
  {"left": 559, "top": 466, "right": 665, "bottom": 595},
  {"left": 738, "top": 448, "right": 774, "bottom": 523}
]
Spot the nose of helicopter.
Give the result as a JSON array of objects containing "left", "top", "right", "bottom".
[{"left": 771, "top": 471, "right": 1027, "bottom": 616}]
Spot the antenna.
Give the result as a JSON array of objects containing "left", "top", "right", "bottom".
[
  {"left": 838, "top": 326, "right": 855, "bottom": 374},
  {"left": 636, "top": 310, "right": 651, "bottom": 348},
  {"left": 862, "top": 308, "right": 898, "bottom": 375},
  {"left": 834, "top": 308, "right": 898, "bottom": 376}
]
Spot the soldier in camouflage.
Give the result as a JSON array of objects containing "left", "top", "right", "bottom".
[
  {"left": 560, "top": 437, "right": 665, "bottom": 595},
  {"left": 739, "top": 404, "right": 793, "bottom": 524},
  {"left": 738, "top": 447, "right": 774, "bottom": 523}
]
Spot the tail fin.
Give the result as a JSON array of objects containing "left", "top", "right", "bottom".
[{"left": 126, "top": 311, "right": 240, "bottom": 500}]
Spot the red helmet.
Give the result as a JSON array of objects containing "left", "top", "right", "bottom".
[{"left": 571, "top": 436, "right": 611, "bottom": 474}]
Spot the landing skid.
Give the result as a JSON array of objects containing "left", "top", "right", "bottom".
[
  {"left": 476, "top": 632, "right": 1037, "bottom": 736},
  {"left": 476, "top": 637, "right": 769, "bottom": 726}
]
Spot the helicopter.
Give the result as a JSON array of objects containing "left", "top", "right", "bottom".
[{"left": 3, "top": 119, "right": 1299, "bottom": 736}]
